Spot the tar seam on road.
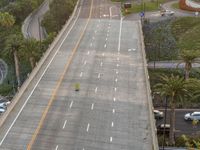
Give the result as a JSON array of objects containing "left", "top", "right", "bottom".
[{"left": 26, "top": 0, "right": 94, "bottom": 149}]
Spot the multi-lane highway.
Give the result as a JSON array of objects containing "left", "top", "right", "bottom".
[{"left": 0, "top": 0, "right": 157, "bottom": 149}]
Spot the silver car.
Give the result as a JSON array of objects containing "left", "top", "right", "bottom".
[
  {"left": 160, "top": 10, "right": 174, "bottom": 16},
  {"left": 184, "top": 112, "right": 200, "bottom": 121},
  {"left": 0, "top": 107, "right": 6, "bottom": 114}
]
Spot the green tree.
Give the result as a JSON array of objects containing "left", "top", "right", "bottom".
[
  {"left": 0, "top": 12, "right": 15, "bottom": 28},
  {"left": 21, "top": 38, "right": 40, "bottom": 69},
  {"left": 154, "top": 74, "right": 189, "bottom": 145},
  {"left": 177, "top": 50, "right": 200, "bottom": 80},
  {"left": 4, "top": 34, "right": 23, "bottom": 88}
]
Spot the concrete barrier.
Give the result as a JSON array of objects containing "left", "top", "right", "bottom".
[
  {"left": 0, "top": 0, "right": 80, "bottom": 128},
  {"left": 138, "top": 21, "right": 159, "bottom": 150}
]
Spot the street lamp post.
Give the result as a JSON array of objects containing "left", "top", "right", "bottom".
[
  {"left": 38, "top": 17, "right": 42, "bottom": 51},
  {"left": 162, "top": 96, "right": 168, "bottom": 150}
]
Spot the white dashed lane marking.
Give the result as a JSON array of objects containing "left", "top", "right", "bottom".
[
  {"left": 84, "top": 61, "right": 87, "bottom": 65},
  {"left": 112, "top": 109, "right": 115, "bottom": 114},
  {"left": 55, "top": 145, "right": 58, "bottom": 150},
  {"left": 62, "top": 120, "right": 67, "bottom": 129},
  {"left": 87, "top": 51, "right": 90, "bottom": 55},
  {"left": 95, "top": 87, "right": 98, "bottom": 93},
  {"left": 69, "top": 101, "right": 73, "bottom": 109},
  {"left": 80, "top": 72, "right": 83, "bottom": 77},
  {"left": 100, "top": 62, "right": 103, "bottom": 66},
  {"left": 114, "top": 87, "right": 117, "bottom": 92},
  {"left": 113, "top": 97, "right": 116, "bottom": 102},
  {"left": 91, "top": 103, "right": 94, "bottom": 110},
  {"left": 86, "top": 123, "right": 90, "bottom": 132},
  {"left": 111, "top": 121, "right": 114, "bottom": 127},
  {"left": 110, "top": 137, "right": 113, "bottom": 142}
]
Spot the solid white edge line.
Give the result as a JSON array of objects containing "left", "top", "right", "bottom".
[
  {"left": 0, "top": 5, "right": 82, "bottom": 147},
  {"left": 118, "top": 17, "right": 123, "bottom": 52}
]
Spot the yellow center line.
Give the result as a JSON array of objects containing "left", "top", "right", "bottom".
[{"left": 27, "top": 0, "right": 93, "bottom": 149}]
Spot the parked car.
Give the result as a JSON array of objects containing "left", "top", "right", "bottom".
[
  {"left": 0, "top": 107, "right": 6, "bottom": 114},
  {"left": 0, "top": 103, "right": 6, "bottom": 109},
  {"left": 157, "top": 124, "right": 170, "bottom": 135},
  {"left": 160, "top": 10, "right": 174, "bottom": 16},
  {"left": 0, "top": 100, "right": 11, "bottom": 106},
  {"left": 154, "top": 110, "right": 164, "bottom": 119},
  {"left": 184, "top": 112, "right": 200, "bottom": 121}
]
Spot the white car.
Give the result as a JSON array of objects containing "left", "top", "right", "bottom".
[
  {"left": 184, "top": 112, "right": 200, "bottom": 121},
  {"left": 154, "top": 110, "right": 164, "bottom": 119},
  {"left": 0, "top": 107, "right": 6, "bottom": 114},
  {"left": 0, "top": 103, "right": 6, "bottom": 108},
  {"left": 161, "top": 10, "right": 175, "bottom": 16}
]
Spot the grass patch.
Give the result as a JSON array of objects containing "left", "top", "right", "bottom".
[
  {"left": 122, "top": 0, "right": 164, "bottom": 15},
  {"left": 171, "top": 2, "right": 179, "bottom": 9},
  {"left": 171, "top": 17, "right": 200, "bottom": 50}
]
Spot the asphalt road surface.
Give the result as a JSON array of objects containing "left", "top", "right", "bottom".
[{"left": 0, "top": 0, "right": 155, "bottom": 149}]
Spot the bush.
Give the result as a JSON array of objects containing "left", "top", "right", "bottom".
[{"left": 143, "top": 19, "right": 178, "bottom": 61}]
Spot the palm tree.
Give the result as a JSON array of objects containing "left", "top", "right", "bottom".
[
  {"left": 4, "top": 34, "right": 23, "bottom": 88},
  {"left": 21, "top": 38, "right": 40, "bottom": 69},
  {"left": 154, "top": 74, "right": 189, "bottom": 145},
  {"left": 0, "top": 12, "right": 15, "bottom": 28},
  {"left": 177, "top": 50, "right": 200, "bottom": 80}
]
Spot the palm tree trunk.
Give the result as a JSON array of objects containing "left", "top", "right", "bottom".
[
  {"left": 14, "top": 50, "right": 20, "bottom": 88},
  {"left": 29, "top": 57, "right": 35, "bottom": 69},
  {"left": 185, "top": 63, "right": 191, "bottom": 80},
  {"left": 169, "top": 97, "right": 175, "bottom": 145}
]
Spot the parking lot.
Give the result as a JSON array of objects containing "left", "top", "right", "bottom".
[{"left": 155, "top": 109, "right": 200, "bottom": 136}]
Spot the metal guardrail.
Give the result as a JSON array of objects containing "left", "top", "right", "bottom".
[{"left": 138, "top": 21, "right": 159, "bottom": 150}]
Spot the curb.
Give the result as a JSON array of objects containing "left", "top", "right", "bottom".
[{"left": 138, "top": 21, "right": 159, "bottom": 150}]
